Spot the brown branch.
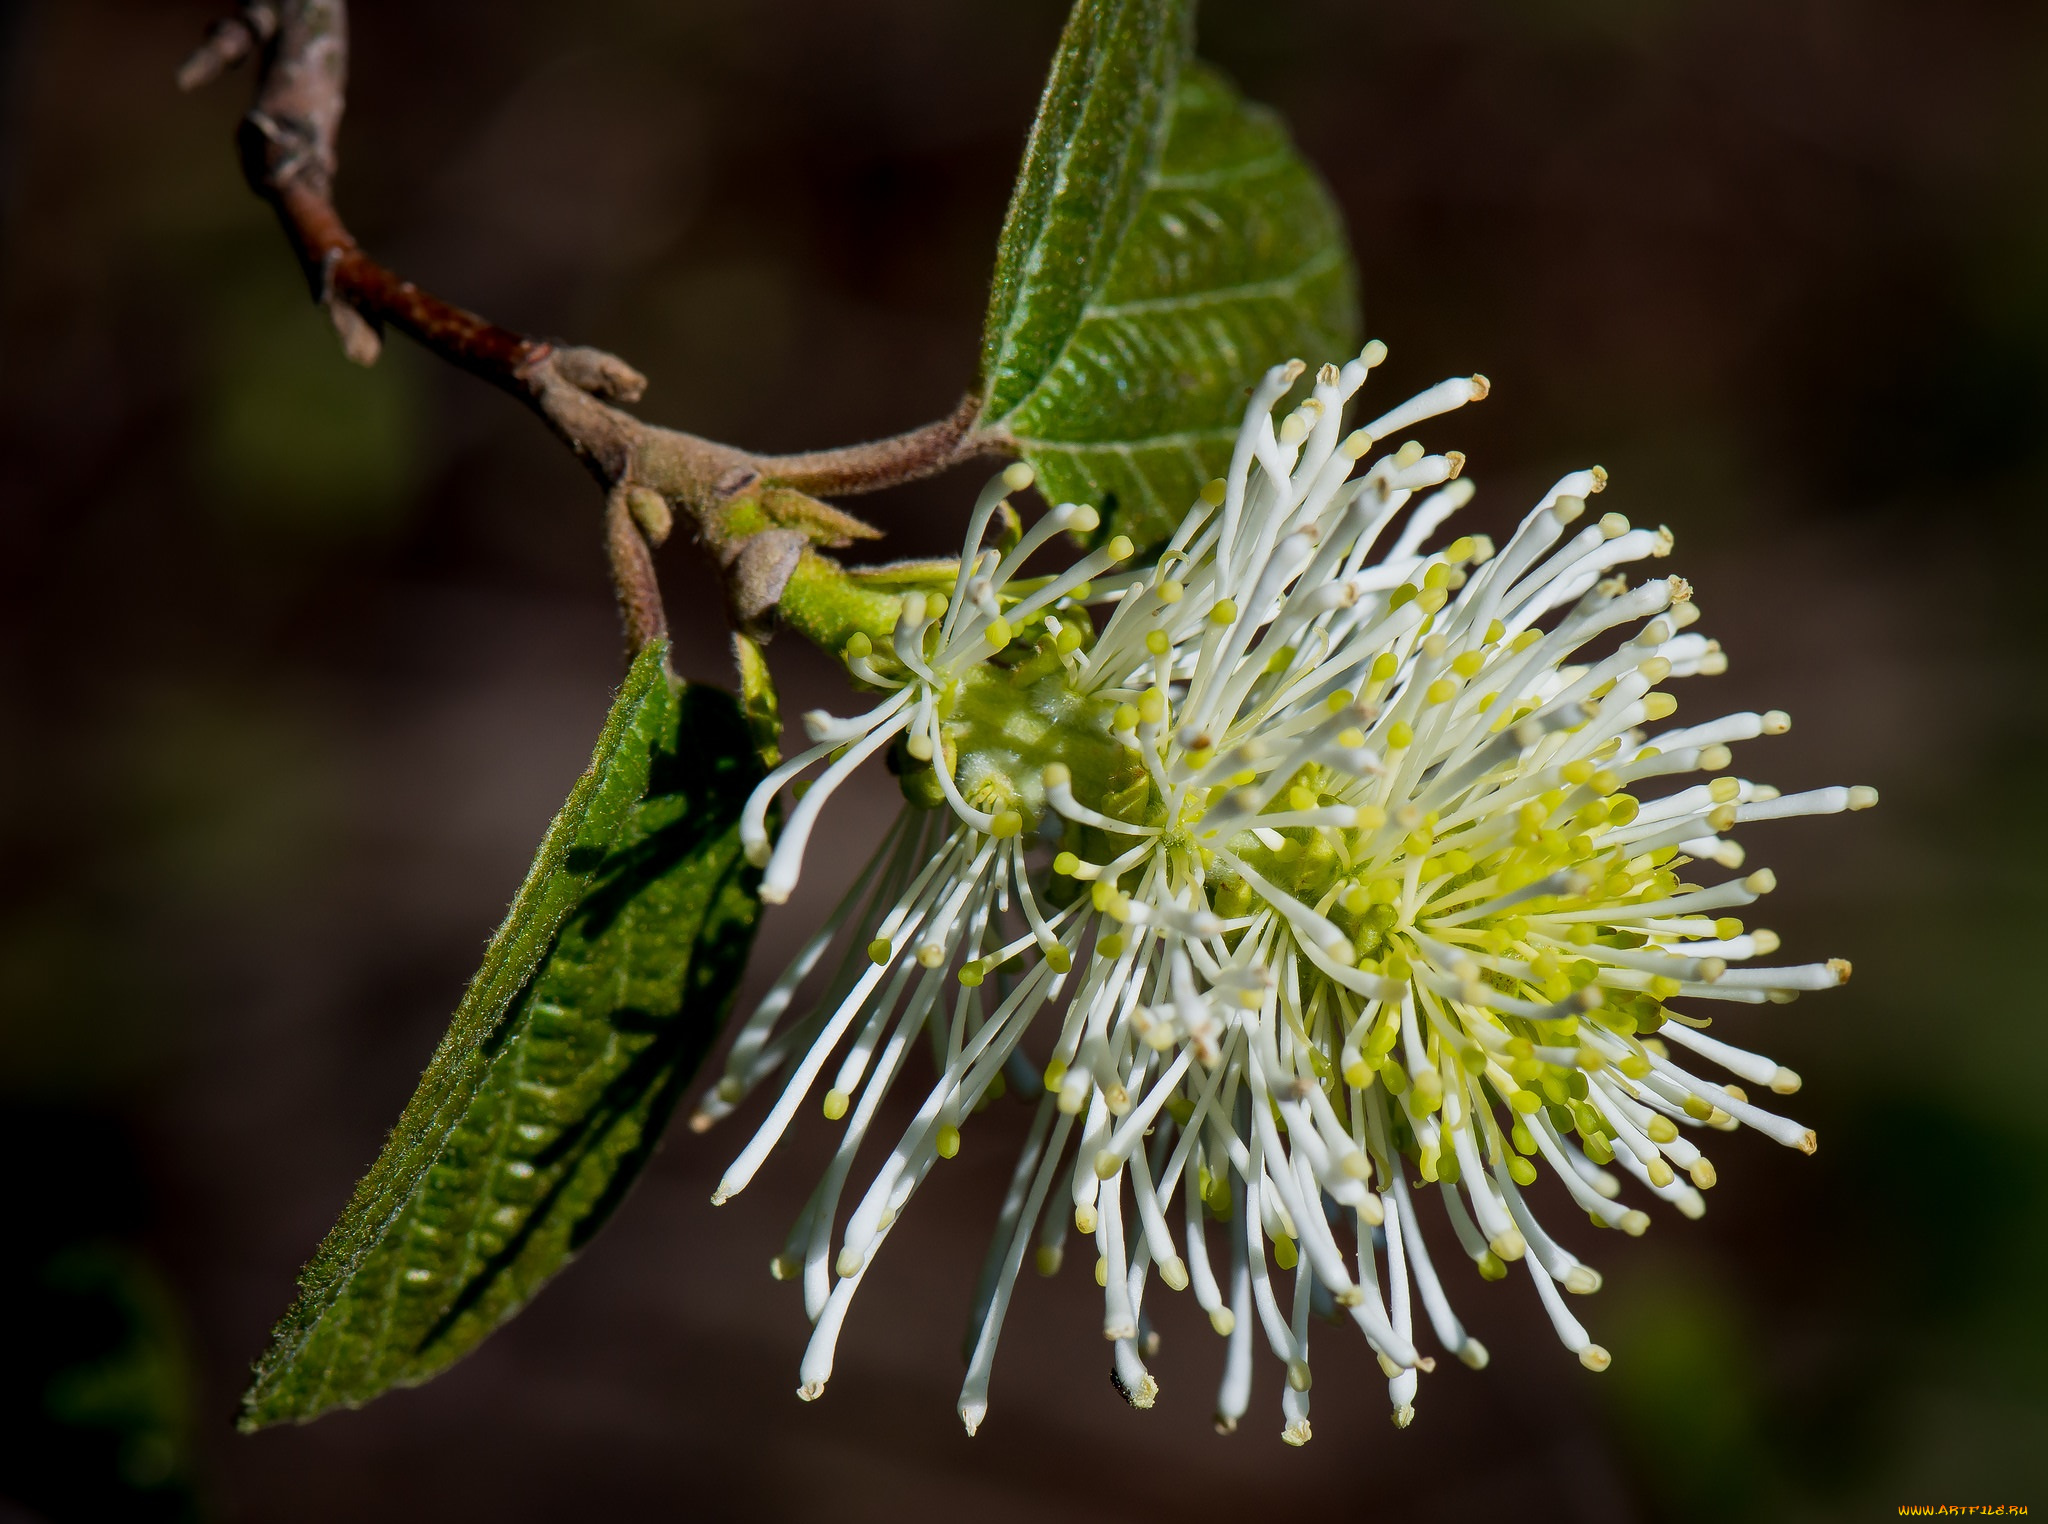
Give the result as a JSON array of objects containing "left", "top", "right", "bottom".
[
  {"left": 739, "top": 396, "right": 986, "bottom": 498},
  {"left": 604, "top": 488, "right": 668, "bottom": 653},
  {"left": 180, "top": 0, "right": 1012, "bottom": 654}
]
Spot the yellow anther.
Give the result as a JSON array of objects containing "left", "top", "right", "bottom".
[
  {"left": 1288, "top": 785, "right": 1317, "bottom": 811},
  {"left": 1106, "top": 535, "right": 1135, "bottom": 562},
  {"left": 1451, "top": 650, "right": 1485, "bottom": 678},
  {"left": 822, "top": 1089, "right": 850, "bottom": 1121},
  {"left": 1201, "top": 478, "right": 1227, "bottom": 506},
  {"left": 1145, "top": 629, "right": 1170, "bottom": 656},
  {"left": 1642, "top": 693, "right": 1677, "bottom": 721},
  {"left": 1426, "top": 678, "right": 1457, "bottom": 705},
  {"left": 1209, "top": 599, "right": 1238, "bottom": 626},
  {"left": 989, "top": 810, "right": 1023, "bottom": 839},
  {"left": 1387, "top": 721, "right": 1414, "bottom": 748},
  {"left": 985, "top": 616, "right": 1012, "bottom": 650},
  {"left": 867, "top": 938, "right": 893, "bottom": 965},
  {"left": 1138, "top": 688, "right": 1167, "bottom": 725},
  {"left": 1157, "top": 578, "right": 1184, "bottom": 603}
]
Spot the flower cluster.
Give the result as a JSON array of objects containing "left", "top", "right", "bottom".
[{"left": 693, "top": 344, "right": 1873, "bottom": 1443}]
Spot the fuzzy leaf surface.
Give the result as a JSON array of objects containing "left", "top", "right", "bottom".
[
  {"left": 981, "top": 29, "right": 1359, "bottom": 548},
  {"left": 240, "top": 644, "right": 761, "bottom": 1427}
]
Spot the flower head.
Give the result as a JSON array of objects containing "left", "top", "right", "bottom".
[{"left": 696, "top": 345, "right": 1874, "bottom": 1442}]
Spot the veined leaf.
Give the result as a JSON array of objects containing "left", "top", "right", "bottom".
[
  {"left": 240, "top": 643, "right": 762, "bottom": 1427},
  {"left": 979, "top": 6, "right": 1359, "bottom": 549},
  {"left": 980, "top": 0, "right": 1193, "bottom": 422}
]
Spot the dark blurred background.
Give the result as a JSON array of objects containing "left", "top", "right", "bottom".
[{"left": 2, "top": 0, "right": 2043, "bottom": 1518}]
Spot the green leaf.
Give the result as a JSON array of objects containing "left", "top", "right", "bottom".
[
  {"left": 979, "top": 8, "right": 1360, "bottom": 549},
  {"left": 240, "top": 643, "right": 762, "bottom": 1427},
  {"left": 980, "top": 0, "right": 1194, "bottom": 423}
]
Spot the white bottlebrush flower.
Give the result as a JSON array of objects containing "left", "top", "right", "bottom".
[{"left": 694, "top": 343, "right": 1874, "bottom": 1443}]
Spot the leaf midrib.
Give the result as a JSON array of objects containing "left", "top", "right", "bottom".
[{"left": 986, "top": 8, "right": 1183, "bottom": 435}]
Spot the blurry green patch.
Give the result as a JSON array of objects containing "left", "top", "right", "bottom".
[
  {"left": 195, "top": 258, "right": 424, "bottom": 541},
  {"left": 0, "top": 1104, "right": 200, "bottom": 1523},
  {"left": 41, "top": 1246, "right": 196, "bottom": 1502},
  {"left": 1601, "top": 1260, "right": 1770, "bottom": 1521}
]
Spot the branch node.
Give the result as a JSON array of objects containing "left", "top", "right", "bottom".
[
  {"left": 715, "top": 465, "right": 761, "bottom": 498},
  {"left": 727, "top": 530, "right": 810, "bottom": 632},
  {"left": 553, "top": 347, "right": 648, "bottom": 405},
  {"left": 625, "top": 486, "right": 674, "bottom": 546},
  {"left": 177, "top": 4, "right": 278, "bottom": 92}
]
